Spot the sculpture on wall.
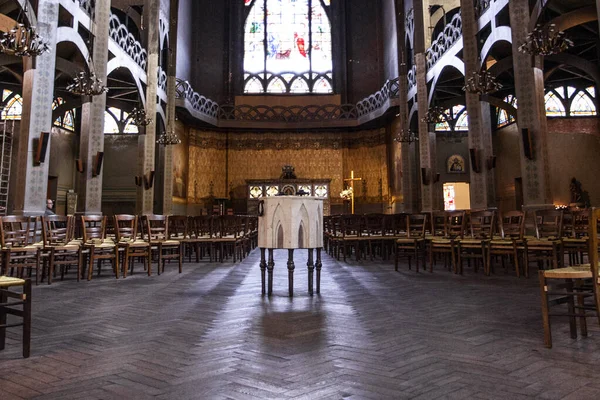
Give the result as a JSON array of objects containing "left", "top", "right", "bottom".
[
  {"left": 569, "top": 177, "right": 590, "bottom": 207},
  {"left": 280, "top": 165, "right": 297, "bottom": 179}
]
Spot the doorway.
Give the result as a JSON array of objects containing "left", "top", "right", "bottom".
[{"left": 443, "top": 182, "right": 471, "bottom": 210}]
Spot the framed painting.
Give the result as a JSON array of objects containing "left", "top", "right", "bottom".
[{"left": 447, "top": 154, "right": 465, "bottom": 173}]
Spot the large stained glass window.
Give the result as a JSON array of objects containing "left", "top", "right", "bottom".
[
  {"left": 434, "top": 105, "right": 469, "bottom": 132},
  {"left": 243, "top": 0, "right": 333, "bottom": 94},
  {"left": 544, "top": 86, "right": 596, "bottom": 117},
  {"left": 497, "top": 94, "right": 517, "bottom": 128}
]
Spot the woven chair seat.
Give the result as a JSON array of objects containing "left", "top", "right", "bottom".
[
  {"left": 542, "top": 265, "right": 594, "bottom": 279},
  {"left": 0, "top": 276, "right": 26, "bottom": 288}
]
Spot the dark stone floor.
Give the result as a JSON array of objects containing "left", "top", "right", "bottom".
[{"left": 1, "top": 249, "right": 599, "bottom": 399}]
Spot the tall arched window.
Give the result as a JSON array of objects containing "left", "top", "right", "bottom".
[
  {"left": 434, "top": 105, "right": 469, "bottom": 132},
  {"left": 544, "top": 86, "right": 596, "bottom": 117},
  {"left": 244, "top": 0, "right": 333, "bottom": 94}
]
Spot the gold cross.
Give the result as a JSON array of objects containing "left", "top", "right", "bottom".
[{"left": 343, "top": 170, "right": 362, "bottom": 214}]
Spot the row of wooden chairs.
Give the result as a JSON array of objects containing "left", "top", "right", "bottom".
[
  {"left": 1, "top": 214, "right": 257, "bottom": 284},
  {"left": 325, "top": 209, "right": 595, "bottom": 278}
]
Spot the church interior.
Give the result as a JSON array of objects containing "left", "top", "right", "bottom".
[{"left": 1, "top": 0, "right": 600, "bottom": 398}]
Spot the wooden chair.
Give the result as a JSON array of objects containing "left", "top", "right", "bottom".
[
  {"left": 561, "top": 209, "right": 589, "bottom": 266},
  {"left": 338, "top": 215, "right": 363, "bottom": 261},
  {"left": 428, "top": 211, "right": 465, "bottom": 273},
  {"left": 488, "top": 211, "right": 525, "bottom": 277},
  {"left": 114, "top": 215, "right": 150, "bottom": 277},
  {"left": 538, "top": 208, "right": 600, "bottom": 348},
  {"left": 143, "top": 215, "right": 182, "bottom": 274},
  {"left": 395, "top": 213, "right": 426, "bottom": 272},
  {"left": 457, "top": 210, "right": 495, "bottom": 275},
  {"left": 212, "top": 215, "right": 244, "bottom": 263},
  {"left": 0, "top": 216, "right": 41, "bottom": 284},
  {"left": 41, "top": 215, "right": 82, "bottom": 284},
  {"left": 0, "top": 277, "right": 32, "bottom": 358},
  {"left": 81, "top": 215, "right": 119, "bottom": 280},
  {"left": 168, "top": 215, "right": 195, "bottom": 263},
  {"left": 190, "top": 215, "right": 214, "bottom": 262},
  {"left": 524, "top": 209, "right": 563, "bottom": 277}
]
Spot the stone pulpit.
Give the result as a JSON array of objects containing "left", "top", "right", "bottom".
[{"left": 258, "top": 196, "right": 324, "bottom": 296}]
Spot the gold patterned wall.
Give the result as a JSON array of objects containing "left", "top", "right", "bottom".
[
  {"left": 186, "top": 127, "right": 388, "bottom": 208},
  {"left": 187, "top": 130, "right": 227, "bottom": 202}
]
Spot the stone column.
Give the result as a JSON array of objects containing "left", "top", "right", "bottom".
[
  {"left": 77, "top": 0, "right": 111, "bottom": 214},
  {"left": 12, "top": 0, "right": 59, "bottom": 215},
  {"left": 460, "top": 0, "right": 496, "bottom": 209},
  {"left": 137, "top": 0, "right": 160, "bottom": 215},
  {"left": 392, "top": 0, "right": 418, "bottom": 213},
  {"left": 161, "top": 0, "right": 179, "bottom": 215},
  {"left": 509, "top": 1, "right": 552, "bottom": 207}
]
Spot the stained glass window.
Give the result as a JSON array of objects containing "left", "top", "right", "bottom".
[
  {"left": 249, "top": 186, "right": 263, "bottom": 198},
  {"left": 104, "top": 110, "right": 120, "bottom": 133},
  {"left": 2, "top": 89, "right": 11, "bottom": 102},
  {"left": 570, "top": 90, "right": 596, "bottom": 116},
  {"left": 1, "top": 94, "right": 23, "bottom": 120},
  {"left": 544, "top": 91, "right": 566, "bottom": 117},
  {"left": 298, "top": 185, "right": 312, "bottom": 195},
  {"left": 62, "top": 110, "right": 75, "bottom": 131},
  {"left": 497, "top": 94, "right": 517, "bottom": 127},
  {"left": 314, "top": 185, "right": 328, "bottom": 197},
  {"left": 243, "top": 0, "right": 332, "bottom": 94},
  {"left": 266, "top": 186, "right": 279, "bottom": 196},
  {"left": 454, "top": 111, "right": 469, "bottom": 131}
]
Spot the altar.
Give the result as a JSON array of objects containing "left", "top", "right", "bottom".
[{"left": 258, "top": 196, "right": 324, "bottom": 296}]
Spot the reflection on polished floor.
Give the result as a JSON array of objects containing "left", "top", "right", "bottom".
[{"left": 1, "top": 249, "right": 599, "bottom": 399}]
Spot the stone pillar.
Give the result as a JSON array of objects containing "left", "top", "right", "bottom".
[
  {"left": 161, "top": 0, "right": 180, "bottom": 215},
  {"left": 12, "top": 0, "right": 59, "bottom": 215},
  {"left": 392, "top": 0, "right": 418, "bottom": 213},
  {"left": 77, "top": 0, "right": 111, "bottom": 214},
  {"left": 411, "top": 1, "right": 441, "bottom": 211},
  {"left": 460, "top": 0, "right": 496, "bottom": 209},
  {"left": 137, "top": 0, "right": 160, "bottom": 215},
  {"left": 509, "top": 1, "right": 552, "bottom": 207}
]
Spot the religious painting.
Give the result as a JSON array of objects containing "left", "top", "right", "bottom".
[
  {"left": 447, "top": 154, "right": 465, "bottom": 173},
  {"left": 172, "top": 126, "right": 189, "bottom": 200}
]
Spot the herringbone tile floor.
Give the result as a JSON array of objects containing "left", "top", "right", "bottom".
[{"left": 1, "top": 249, "right": 599, "bottom": 399}]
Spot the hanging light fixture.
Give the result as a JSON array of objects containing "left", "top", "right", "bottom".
[
  {"left": 518, "top": 24, "right": 573, "bottom": 56},
  {"left": 156, "top": 129, "right": 181, "bottom": 146},
  {"left": 420, "top": 106, "right": 446, "bottom": 124},
  {"left": 66, "top": 66, "right": 109, "bottom": 96},
  {"left": 462, "top": 69, "right": 502, "bottom": 95},
  {"left": 129, "top": 106, "right": 152, "bottom": 127},
  {"left": 394, "top": 128, "right": 419, "bottom": 143},
  {"left": 0, "top": 3, "right": 49, "bottom": 57}
]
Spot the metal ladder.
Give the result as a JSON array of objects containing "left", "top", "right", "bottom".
[{"left": 0, "top": 118, "right": 14, "bottom": 215}]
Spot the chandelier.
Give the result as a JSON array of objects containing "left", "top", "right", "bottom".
[
  {"left": 463, "top": 69, "right": 502, "bottom": 95},
  {"left": 129, "top": 107, "right": 152, "bottom": 127},
  {"left": 66, "top": 70, "right": 109, "bottom": 96},
  {"left": 156, "top": 130, "right": 181, "bottom": 146},
  {"left": 420, "top": 106, "right": 446, "bottom": 124},
  {"left": 518, "top": 24, "right": 573, "bottom": 56},
  {"left": 0, "top": 23, "right": 49, "bottom": 57},
  {"left": 394, "top": 128, "right": 419, "bottom": 143}
]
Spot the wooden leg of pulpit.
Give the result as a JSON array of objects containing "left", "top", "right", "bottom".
[
  {"left": 260, "top": 248, "right": 267, "bottom": 295},
  {"left": 267, "top": 249, "right": 274, "bottom": 296},
  {"left": 307, "top": 248, "right": 314, "bottom": 296},
  {"left": 316, "top": 248, "right": 322, "bottom": 294},
  {"left": 287, "top": 249, "right": 295, "bottom": 297}
]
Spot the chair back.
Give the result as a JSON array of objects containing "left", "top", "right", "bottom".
[
  {"left": 0, "top": 216, "right": 35, "bottom": 248},
  {"left": 534, "top": 209, "right": 563, "bottom": 239},
  {"left": 168, "top": 215, "right": 188, "bottom": 239},
  {"left": 499, "top": 211, "right": 524, "bottom": 239},
  {"left": 430, "top": 211, "right": 446, "bottom": 236},
  {"left": 407, "top": 214, "right": 427, "bottom": 238},
  {"left": 81, "top": 215, "right": 106, "bottom": 243},
  {"left": 193, "top": 215, "right": 212, "bottom": 238},
  {"left": 444, "top": 211, "right": 466, "bottom": 239},
  {"left": 41, "top": 215, "right": 73, "bottom": 246},
  {"left": 570, "top": 209, "right": 589, "bottom": 238},
  {"left": 143, "top": 215, "right": 169, "bottom": 241},
  {"left": 588, "top": 208, "right": 600, "bottom": 293},
  {"left": 364, "top": 214, "right": 384, "bottom": 237},
  {"left": 218, "top": 215, "right": 242, "bottom": 238},
  {"left": 340, "top": 215, "right": 362, "bottom": 238},
  {"left": 114, "top": 214, "right": 139, "bottom": 242},
  {"left": 468, "top": 210, "right": 495, "bottom": 239}
]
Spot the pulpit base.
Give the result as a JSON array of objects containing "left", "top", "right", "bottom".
[{"left": 260, "top": 248, "right": 322, "bottom": 296}]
